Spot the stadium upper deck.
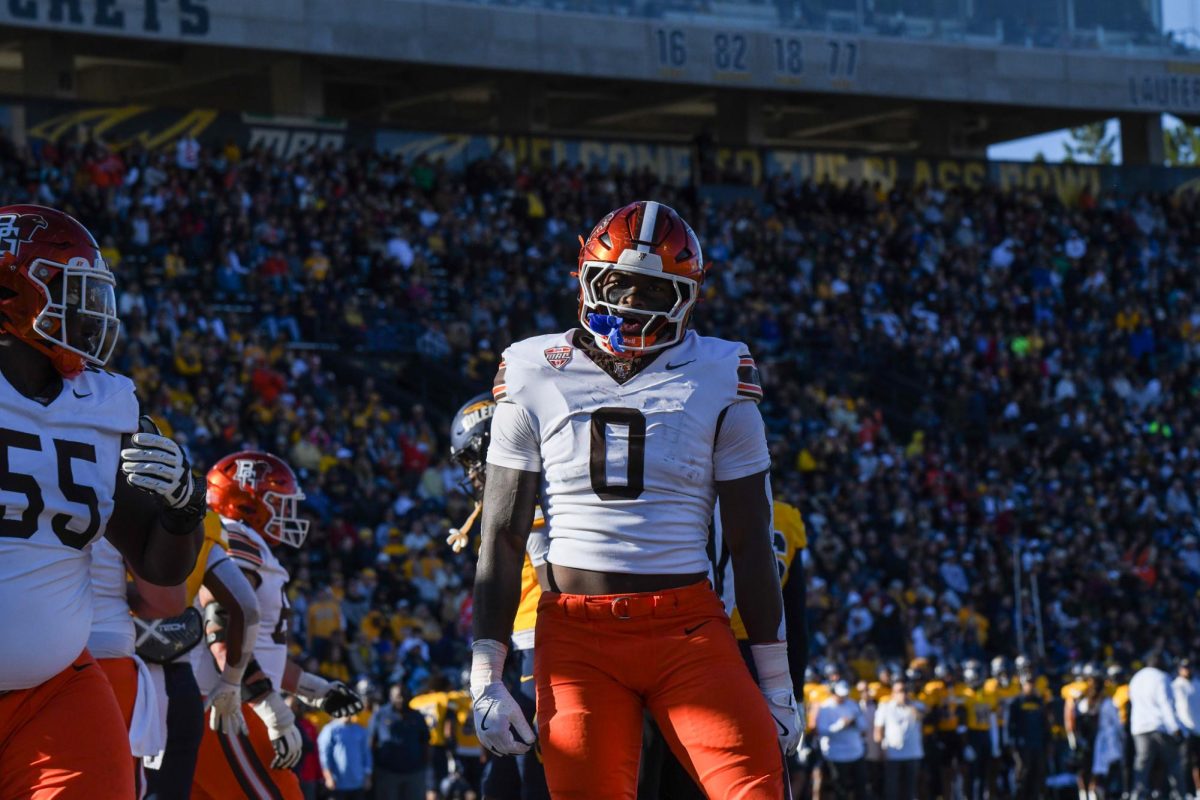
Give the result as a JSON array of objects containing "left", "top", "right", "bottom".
[{"left": 0, "top": 0, "right": 1192, "bottom": 160}]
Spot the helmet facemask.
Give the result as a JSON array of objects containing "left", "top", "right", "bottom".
[
  {"left": 262, "top": 488, "right": 310, "bottom": 548},
  {"left": 451, "top": 436, "right": 487, "bottom": 500},
  {"left": 579, "top": 253, "right": 698, "bottom": 357},
  {"left": 27, "top": 256, "right": 120, "bottom": 368}
]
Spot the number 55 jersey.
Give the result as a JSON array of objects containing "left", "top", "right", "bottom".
[
  {"left": 487, "top": 329, "right": 769, "bottom": 575},
  {"left": 0, "top": 368, "right": 138, "bottom": 690}
]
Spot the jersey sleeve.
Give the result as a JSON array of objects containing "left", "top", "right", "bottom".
[
  {"left": 225, "top": 528, "right": 264, "bottom": 570},
  {"left": 486, "top": 401, "right": 542, "bottom": 472},
  {"left": 736, "top": 353, "right": 763, "bottom": 402},
  {"left": 713, "top": 400, "right": 771, "bottom": 481}
]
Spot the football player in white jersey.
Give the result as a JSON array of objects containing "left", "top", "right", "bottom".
[
  {"left": 471, "top": 201, "right": 803, "bottom": 799},
  {"left": 0, "top": 205, "right": 205, "bottom": 799},
  {"left": 191, "top": 450, "right": 363, "bottom": 800}
]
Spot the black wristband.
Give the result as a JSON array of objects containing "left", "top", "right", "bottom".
[
  {"left": 241, "top": 658, "right": 273, "bottom": 703},
  {"left": 159, "top": 474, "right": 206, "bottom": 536}
]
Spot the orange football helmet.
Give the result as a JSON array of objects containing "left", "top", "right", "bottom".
[
  {"left": 0, "top": 204, "right": 119, "bottom": 377},
  {"left": 577, "top": 201, "right": 706, "bottom": 356},
  {"left": 207, "top": 451, "right": 309, "bottom": 547}
]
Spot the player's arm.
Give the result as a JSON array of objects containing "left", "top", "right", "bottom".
[
  {"left": 126, "top": 569, "right": 186, "bottom": 618},
  {"left": 201, "top": 558, "right": 261, "bottom": 679},
  {"left": 717, "top": 470, "right": 781, "bottom": 642},
  {"left": 470, "top": 398, "right": 541, "bottom": 756},
  {"left": 198, "top": 557, "right": 261, "bottom": 737},
  {"left": 714, "top": 398, "right": 802, "bottom": 755},
  {"left": 474, "top": 464, "right": 540, "bottom": 644},
  {"left": 107, "top": 417, "right": 205, "bottom": 585},
  {"left": 279, "top": 659, "right": 364, "bottom": 719}
]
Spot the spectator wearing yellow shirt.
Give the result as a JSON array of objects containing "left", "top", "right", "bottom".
[{"left": 307, "top": 586, "right": 345, "bottom": 659}]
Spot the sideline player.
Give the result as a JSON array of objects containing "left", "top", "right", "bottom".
[
  {"left": 0, "top": 204, "right": 205, "bottom": 799},
  {"left": 192, "top": 451, "right": 363, "bottom": 800},
  {"left": 471, "top": 201, "right": 802, "bottom": 798},
  {"left": 445, "top": 393, "right": 550, "bottom": 800},
  {"left": 87, "top": 536, "right": 187, "bottom": 794},
  {"left": 141, "top": 509, "right": 262, "bottom": 799}
]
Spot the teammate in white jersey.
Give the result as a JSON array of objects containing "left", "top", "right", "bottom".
[
  {"left": 471, "top": 201, "right": 803, "bottom": 799},
  {"left": 191, "top": 450, "right": 363, "bottom": 800},
  {"left": 0, "top": 205, "right": 205, "bottom": 800}
]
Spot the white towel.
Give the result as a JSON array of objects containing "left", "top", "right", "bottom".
[{"left": 129, "top": 656, "right": 167, "bottom": 760}]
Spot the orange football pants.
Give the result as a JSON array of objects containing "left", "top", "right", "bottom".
[
  {"left": 192, "top": 699, "right": 303, "bottom": 800},
  {"left": 534, "top": 581, "right": 784, "bottom": 799},
  {"left": 0, "top": 650, "right": 134, "bottom": 800}
]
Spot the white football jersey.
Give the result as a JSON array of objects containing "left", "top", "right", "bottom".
[
  {"left": 0, "top": 367, "right": 137, "bottom": 690},
  {"left": 194, "top": 517, "right": 291, "bottom": 695},
  {"left": 87, "top": 537, "right": 135, "bottom": 659},
  {"left": 487, "top": 330, "right": 769, "bottom": 575}
]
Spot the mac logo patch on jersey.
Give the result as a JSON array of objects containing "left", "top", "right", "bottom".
[{"left": 544, "top": 345, "right": 573, "bottom": 370}]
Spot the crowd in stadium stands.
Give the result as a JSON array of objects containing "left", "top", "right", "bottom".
[{"left": 4, "top": 128, "right": 1200, "bottom": 797}]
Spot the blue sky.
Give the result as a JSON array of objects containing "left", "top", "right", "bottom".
[{"left": 986, "top": 0, "right": 1196, "bottom": 163}]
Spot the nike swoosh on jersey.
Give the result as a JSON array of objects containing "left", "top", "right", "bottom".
[
  {"left": 72, "top": 390, "right": 92, "bottom": 398},
  {"left": 683, "top": 620, "right": 711, "bottom": 635},
  {"left": 665, "top": 359, "right": 696, "bottom": 370}
]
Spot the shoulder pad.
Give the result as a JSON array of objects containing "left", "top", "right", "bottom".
[
  {"left": 225, "top": 527, "right": 264, "bottom": 568},
  {"left": 495, "top": 333, "right": 575, "bottom": 403},
  {"left": 692, "top": 335, "right": 762, "bottom": 402},
  {"left": 735, "top": 352, "right": 762, "bottom": 402},
  {"left": 72, "top": 368, "right": 140, "bottom": 432}
]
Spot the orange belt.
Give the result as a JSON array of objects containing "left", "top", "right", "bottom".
[{"left": 542, "top": 580, "right": 715, "bottom": 621}]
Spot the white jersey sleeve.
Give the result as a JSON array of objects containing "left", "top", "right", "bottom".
[
  {"left": 487, "top": 402, "right": 542, "bottom": 472},
  {"left": 493, "top": 330, "right": 766, "bottom": 575},
  {"left": 713, "top": 400, "right": 771, "bottom": 481},
  {"left": 87, "top": 537, "right": 135, "bottom": 659},
  {"left": 0, "top": 368, "right": 138, "bottom": 690}
]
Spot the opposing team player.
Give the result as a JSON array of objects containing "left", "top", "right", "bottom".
[
  {"left": 192, "top": 451, "right": 363, "bottom": 800},
  {"left": 141, "top": 509, "right": 262, "bottom": 799},
  {"left": 0, "top": 205, "right": 205, "bottom": 798},
  {"left": 471, "top": 201, "right": 802, "bottom": 798},
  {"left": 87, "top": 536, "right": 187, "bottom": 795},
  {"left": 446, "top": 393, "right": 549, "bottom": 800}
]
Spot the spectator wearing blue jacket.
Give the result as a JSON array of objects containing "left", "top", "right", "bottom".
[{"left": 318, "top": 715, "right": 373, "bottom": 800}]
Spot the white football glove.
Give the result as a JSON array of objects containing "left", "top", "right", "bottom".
[
  {"left": 296, "top": 672, "right": 364, "bottom": 719},
  {"left": 751, "top": 642, "right": 804, "bottom": 756},
  {"left": 470, "top": 639, "right": 535, "bottom": 756},
  {"left": 206, "top": 679, "right": 248, "bottom": 737},
  {"left": 120, "top": 426, "right": 194, "bottom": 509},
  {"left": 252, "top": 692, "right": 303, "bottom": 770}
]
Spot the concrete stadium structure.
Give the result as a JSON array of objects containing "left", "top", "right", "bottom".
[{"left": 0, "top": 0, "right": 1194, "bottom": 162}]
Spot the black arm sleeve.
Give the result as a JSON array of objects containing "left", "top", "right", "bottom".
[{"left": 783, "top": 556, "right": 808, "bottom": 691}]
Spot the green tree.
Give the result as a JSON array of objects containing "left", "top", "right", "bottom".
[
  {"left": 1062, "top": 121, "right": 1117, "bottom": 164},
  {"left": 1164, "top": 123, "right": 1200, "bottom": 166}
]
